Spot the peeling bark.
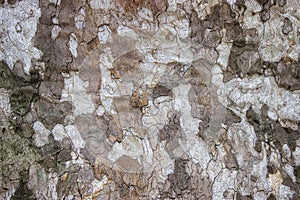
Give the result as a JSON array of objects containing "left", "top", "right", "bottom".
[{"left": 1, "top": 0, "right": 300, "bottom": 199}]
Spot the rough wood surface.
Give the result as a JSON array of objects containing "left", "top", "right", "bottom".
[{"left": 1, "top": 0, "right": 300, "bottom": 199}]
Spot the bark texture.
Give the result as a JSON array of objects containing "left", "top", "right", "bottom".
[{"left": 1, "top": 0, "right": 300, "bottom": 199}]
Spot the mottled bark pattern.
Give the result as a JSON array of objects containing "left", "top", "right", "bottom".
[{"left": 0, "top": 0, "right": 300, "bottom": 199}]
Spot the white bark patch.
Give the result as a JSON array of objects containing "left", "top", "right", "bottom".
[
  {"left": 91, "top": 176, "right": 108, "bottom": 197},
  {"left": 47, "top": 172, "right": 59, "bottom": 200},
  {"left": 65, "top": 125, "right": 86, "bottom": 149},
  {"left": 0, "top": 88, "right": 11, "bottom": 115},
  {"left": 218, "top": 76, "right": 300, "bottom": 126},
  {"left": 48, "top": 0, "right": 61, "bottom": 6},
  {"left": 52, "top": 124, "right": 67, "bottom": 142},
  {"left": 75, "top": 7, "right": 86, "bottom": 29},
  {"left": 292, "top": 140, "right": 300, "bottom": 166},
  {"left": 108, "top": 135, "right": 144, "bottom": 162},
  {"left": 89, "top": 0, "right": 112, "bottom": 10},
  {"left": 173, "top": 84, "right": 211, "bottom": 168},
  {"left": 173, "top": 84, "right": 199, "bottom": 136},
  {"left": 51, "top": 25, "right": 61, "bottom": 41},
  {"left": 98, "top": 49, "right": 119, "bottom": 115},
  {"left": 68, "top": 33, "right": 78, "bottom": 58},
  {"left": 61, "top": 73, "right": 95, "bottom": 116},
  {"left": 33, "top": 121, "right": 50, "bottom": 147},
  {"left": 212, "top": 169, "right": 238, "bottom": 200},
  {"left": 0, "top": 0, "right": 42, "bottom": 74},
  {"left": 98, "top": 25, "right": 111, "bottom": 44},
  {"left": 243, "top": 0, "right": 300, "bottom": 62}
]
